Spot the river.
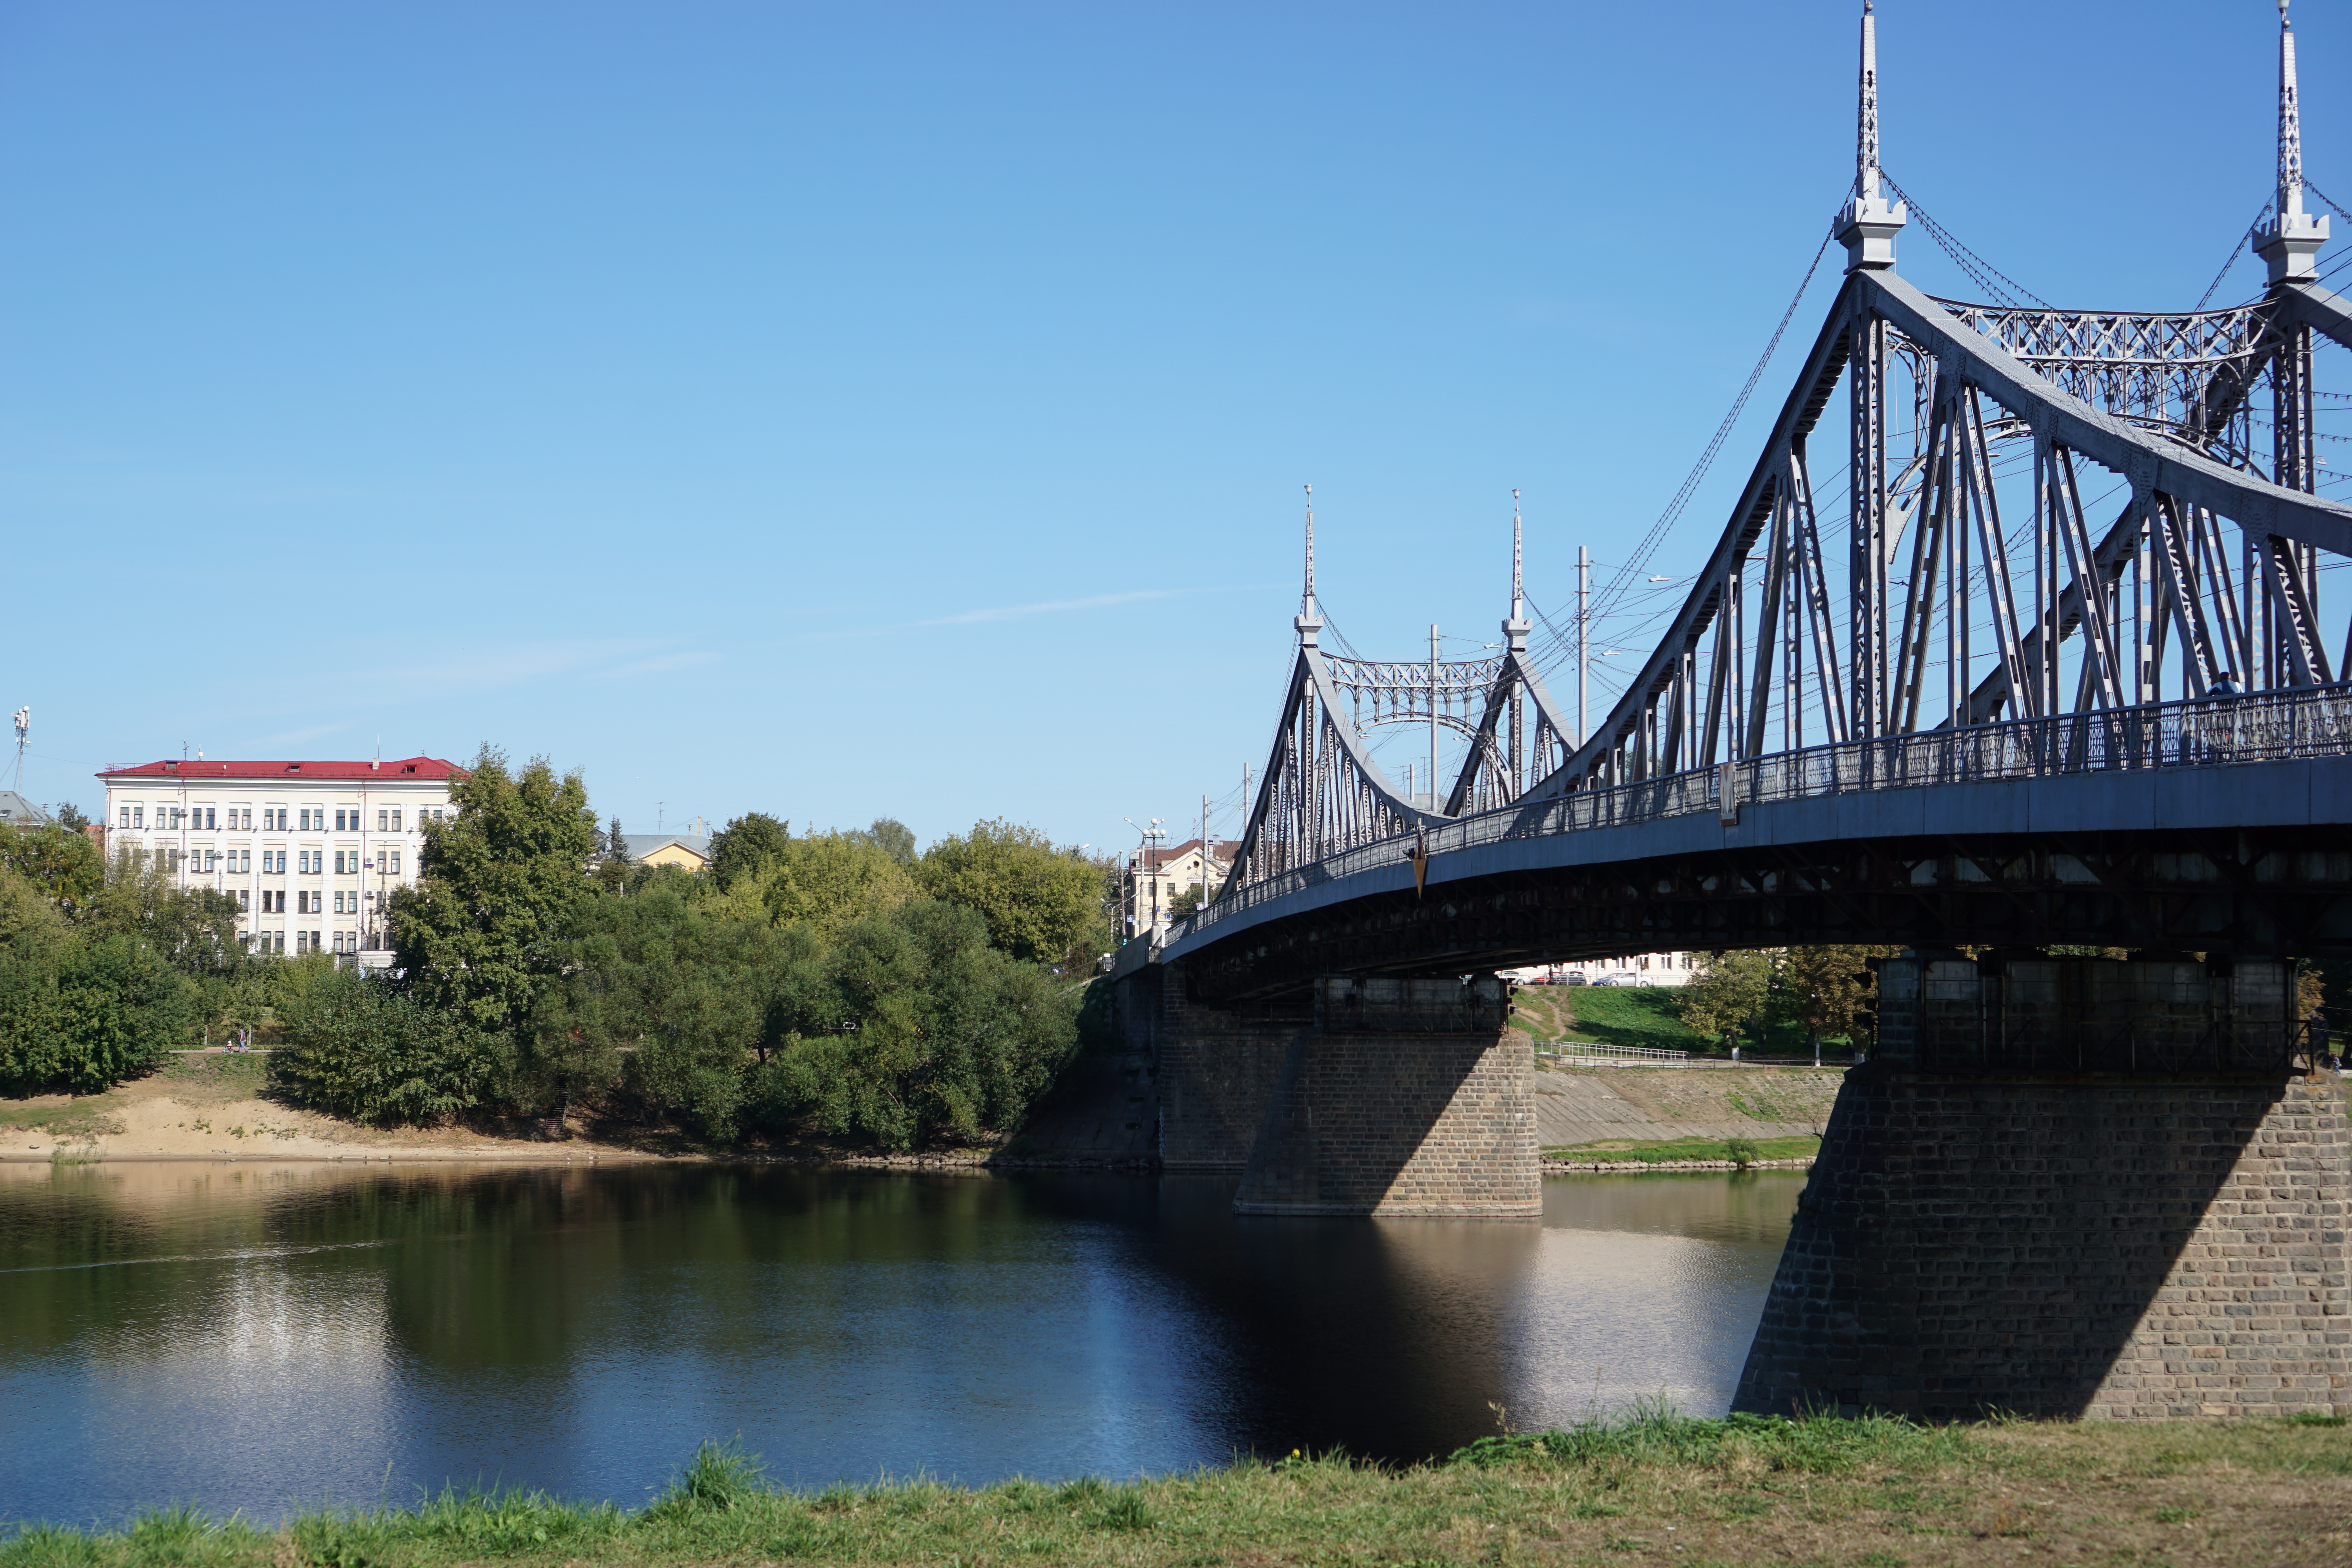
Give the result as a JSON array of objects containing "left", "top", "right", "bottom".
[{"left": 0, "top": 1161, "right": 1800, "bottom": 1525}]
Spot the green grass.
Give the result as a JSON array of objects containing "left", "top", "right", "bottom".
[
  {"left": 1544, "top": 1135, "right": 1822, "bottom": 1164},
  {"left": 1539, "top": 985, "right": 1714, "bottom": 1052},
  {"left": 4, "top": 1412, "right": 2346, "bottom": 1568},
  {"left": 0, "top": 1096, "right": 125, "bottom": 1140}
]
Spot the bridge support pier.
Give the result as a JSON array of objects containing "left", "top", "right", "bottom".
[
  {"left": 1734, "top": 953, "right": 2352, "bottom": 1421},
  {"left": 1152, "top": 966, "right": 1539, "bottom": 1216}
]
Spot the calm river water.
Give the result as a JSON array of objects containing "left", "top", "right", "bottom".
[{"left": 0, "top": 1161, "right": 1800, "bottom": 1524}]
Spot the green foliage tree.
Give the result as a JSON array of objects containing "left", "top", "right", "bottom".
[
  {"left": 915, "top": 818, "right": 1108, "bottom": 967},
  {"left": 708, "top": 813, "right": 791, "bottom": 891},
  {"left": 596, "top": 817, "right": 633, "bottom": 895},
  {"left": 1677, "top": 950, "right": 1776, "bottom": 1051},
  {"left": 1772, "top": 945, "right": 1900, "bottom": 1050},
  {"left": 531, "top": 882, "right": 820, "bottom": 1140},
  {"left": 272, "top": 967, "right": 496, "bottom": 1124},
  {"left": 0, "top": 822, "right": 104, "bottom": 917},
  {"left": 83, "top": 853, "right": 245, "bottom": 974},
  {"left": 389, "top": 747, "right": 599, "bottom": 1044},
  {"left": 754, "top": 899, "right": 1080, "bottom": 1150},
  {"left": 748, "top": 833, "right": 915, "bottom": 937},
  {"left": 51, "top": 802, "right": 90, "bottom": 832},
  {"left": 855, "top": 817, "right": 917, "bottom": 866},
  {"left": 0, "top": 858, "right": 204, "bottom": 1094}
]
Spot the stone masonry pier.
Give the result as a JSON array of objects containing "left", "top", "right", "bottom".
[
  {"left": 1134, "top": 963, "right": 1538, "bottom": 1217},
  {"left": 1734, "top": 953, "right": 2351, "bottom": 1420}
]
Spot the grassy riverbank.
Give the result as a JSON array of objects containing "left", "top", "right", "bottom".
[{"left": 7, "top": 1412, "right": 2345, "bottom": 1568}]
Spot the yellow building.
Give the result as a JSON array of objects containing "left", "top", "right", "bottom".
[{"left": 620, "top": 833, "right": 711, "bottom": 871}]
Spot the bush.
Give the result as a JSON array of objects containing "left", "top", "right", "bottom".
[{"left": 272, "top": 968, "right": 498, "bottom": 1124}]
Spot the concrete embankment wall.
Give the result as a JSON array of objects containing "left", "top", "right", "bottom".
[{"left": 1531, "top": 1065, "right": 1841, "bottom": 1149}]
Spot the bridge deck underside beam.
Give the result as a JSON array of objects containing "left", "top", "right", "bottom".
[{"left": 1179, "top": 827, "right": 2352, "bottom": 1005}]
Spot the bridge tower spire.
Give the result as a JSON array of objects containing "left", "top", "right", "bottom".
[
  {"left": 1504, "top": 489, "right": 1528, "bottom": 647},
  {"left": 1297, "top": 483, "right": 1321, "bottom": 648},
  {"left": 1834, "top": 2, "right": 1906, "bottom": 272},
  {"left": 2255, "top": 0, "right": 2329, "bottom": 285}
]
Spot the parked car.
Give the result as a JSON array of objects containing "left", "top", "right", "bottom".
[{"left": 1557, "top": 973, "right": 1589, "bottom": 987}]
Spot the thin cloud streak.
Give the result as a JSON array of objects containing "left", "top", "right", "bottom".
[{"left": 919, "top": 589, "right": 1183, "bottom": 627}]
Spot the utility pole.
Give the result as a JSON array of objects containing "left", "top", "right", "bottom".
[
  {"left": 1577, "top": 545, "right": 1591, "bottom": 746},
  {"left": 1428, "top": 623, "right": 1441, "bottom": 810}
]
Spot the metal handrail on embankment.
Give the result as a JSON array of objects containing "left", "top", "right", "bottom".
[{"left": 1180, "top": 683, "right": 2352, "bottom": 942}]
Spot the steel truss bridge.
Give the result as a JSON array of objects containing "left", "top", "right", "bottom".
[{"left": 1161, "top": 7, "right": 2352, "bottom": 1004}]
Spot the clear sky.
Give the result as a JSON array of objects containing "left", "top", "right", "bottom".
[{"left": 3, "top": 1, "right": 2341, "bottom": 852}]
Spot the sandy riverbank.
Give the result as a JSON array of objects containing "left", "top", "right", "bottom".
[{"left": 0, "top": 1050, "right": 665, "bottom": 1164}]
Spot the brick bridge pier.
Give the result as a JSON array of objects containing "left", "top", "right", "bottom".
[
  {"left": 1735, "top": 953, "right": 2351, "bottom": 1420},
  {"left": 1118, "top": 963, "right": 1539, "bottom": 1217}
]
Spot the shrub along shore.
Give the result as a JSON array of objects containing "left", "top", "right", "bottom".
[{"left": 4, "top": 1412, "right": 2345, "bottom": 1567}]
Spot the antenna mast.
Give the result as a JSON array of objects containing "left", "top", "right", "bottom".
[{"left": 9, "top": 708, "right": 25, "bottom": 794}]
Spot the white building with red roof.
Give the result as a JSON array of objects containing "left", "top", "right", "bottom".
[{"left": 94, "top": 755, "right": 465, "bottom": 960}]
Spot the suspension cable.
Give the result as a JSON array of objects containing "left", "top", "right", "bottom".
[
  {"left": 1879, "top": 172, "right": 2051, "bottom": 309},
  {"left": 2196, "top": 202, "right": 2274, "bottom": 310},
  {"left": 1535, "top": 203, "right": 1844, "bottom": 682}
]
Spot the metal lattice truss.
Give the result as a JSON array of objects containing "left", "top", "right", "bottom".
[
  {"left": 1503, "top": 271, "right": 2352, "bottom": 807},
  {"left": 1221, "top": 630, "right": 1583, "bottom": 887},
  {"left": 1215, "top": 270, "right": 2352, "bottom": 902}
]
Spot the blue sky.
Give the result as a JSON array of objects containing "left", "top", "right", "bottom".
[{"left": 2, "top": 1, "right": 2341, "bottom": 852}]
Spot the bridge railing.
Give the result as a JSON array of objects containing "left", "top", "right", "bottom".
[{"left": 1181, "top": 683, "right": 2352, "bottom": 940}]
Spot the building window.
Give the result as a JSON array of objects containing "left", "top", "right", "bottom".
[
  {"left": 391, "top": 850, "right": 401, "bottom": 875},
  {"left": 132, "top": 807, "right": 143, "bottom": 829},
  {"left": 118, "top": 808, "right": 130, "bottom": 829},
  {"left": 376, "top": 809, "right": 387, "bottom": 831},
  {"left": 375, "top": 851, "right": 386, "bottom": 874},
  {"left": 236, "top": 890, "right": 249, "bottom": 911}
]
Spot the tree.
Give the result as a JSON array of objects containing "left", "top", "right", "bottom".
[
  {"left": 722, "top": 832, "right": 913, "bottom": 936},
  {"left": 596, "top": 817, "right": 633, "bottom": 895},
  {"left": 532, "top": 883, "right": 816, "bottom": 1141},
  {"left": 0, "top": 822, "right": 103, "bottom": 918},
  {"left": 388, "top": 747, "right": 599, "bottom": 1044},
  {"left": 273, "top": 968, "right": 495, "bottom": 1125},
  {"left": 1774, "top": 945, "right": 1900, "bottom": 1053},
  {"left": 1677, "top": 950, "right": 1775, "bottom": 1051},
  {"left": 82, "top": 853, "right": 244, "bottom": 973},
  {"left": 856, "top": 817, "right": 917, "bottom": 866},
  {"left": 708, "top": 813, "right": 791, "bottom": 891},
  {"left": 915, "top": 818, "right": 1108, "bottom": 966},
  {"left": 1168, "top": 878, "right": 1221, "bottom": 921},
  {"left": 753, "top": 898, "right": 1081, "bottom": 1151},
  {"left": 51, "top": 802, "right": 89, "bottom": 832}
]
